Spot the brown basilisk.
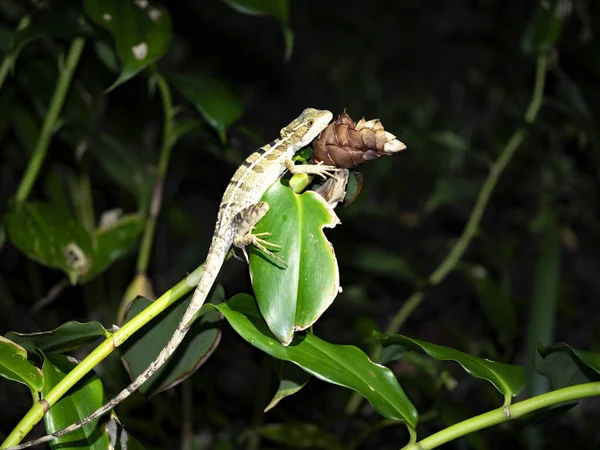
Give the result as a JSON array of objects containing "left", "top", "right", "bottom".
[{"left": 8, "top": 108, "right": 335, "bottom": 449}]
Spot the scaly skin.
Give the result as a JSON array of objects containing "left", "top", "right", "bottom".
[{"left": 6, "top": 108, "right": 335, "bottom": 449}]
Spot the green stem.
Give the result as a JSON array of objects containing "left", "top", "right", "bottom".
[
  {"left": 402, "top": 382, "right": 600, "bottom": 450},
  {"left": 14, "top": 37, "right": 86, "bottom": 204},
  {"left": 0, "top": 252, "right": 233, "bottom": 448},
  {"left": 136, "top": 73, "right": 175, "bottom": 274},
  {"left": 0, "top": 55, "right": 12, "bottom": 93},
  {"left": 345, "top": 54, "right": 549, "bottom": 416}
]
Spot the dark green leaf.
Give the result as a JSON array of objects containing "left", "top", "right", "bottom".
[
  {"left": 208, "top": 294, "right": 418, "bottom": 426},
  {"left": 249, "top": 181, "right": 340, "bottom": 346},
  {"left": 82, "top": 213, "right": 145, "bottom": 282},
  {"left": 170, "top": 74, "right": 243, "bottom": 142},
  {"left": 0, "top": 336, "right": 43, "bottom": 393},
  {"left": 536, "top": 343, "right": 600, "bottom": 390},
  {"left": 5, "top": 202, "right": 95, "bottom": 284},
  {"left": 264, "top": 362, "right": 310, "bottom": 412},
  {"left": 375, "top": 333, "right": 526, "bottom": 399},
  {"left": 522, "top": 1, "right": 563, "bottom": 56},
  {"left": 83, "top": 0, "right": 172, "bottom": 89},
  {"left": 258, "top": 423, "right": 342, "bottom": 450},
  {"left": 120, "top": 287, "right": 223, "bottom": 396},
  {"left": 5, "top": 321, "right": 108, "bottom": 356},
  {"left": 42, "top": 354, "right": 110, "bottom": 449}
]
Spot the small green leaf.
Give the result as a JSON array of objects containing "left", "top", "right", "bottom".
[
  {"left": 170, "top": 74, "right": 243, "bottom": 142},
  {"left": 42, "top": 354, "right": 110, "bottom": 449},
  {"left": 258, "top": 423, "right": 343, "bottom": 450},
  {"left": 5, "top": 321, "right": 109, "bottom": 356},
  {"left": 264, "top": 362, "right": 310, "bottom": 412},
  {"left": 249, "top": 181, "right": 341, "bottom": 346},
  {"left": 0, "top": 336, "right": 43, "bottom": 393},
  {"left": 120, "top": 287, "right": 223, "bottom": 396},
  {"left": 208, "top": 294, "right": 418, "bottom": 426},
  {"left": 375, "top": 333, "right": 526, "bottom": 399},
  {"left": 5, "top": 202, "right": 94, "bottom": 284},
  {"left": 536, "top": 343, "right": 600, "bottom": 390},
  {"left": 522, "top": 0, "right": 563, "bottom": 56},
  {"left": 83, "top": 0, "right": 172, "bottom": 89},
  {"left": 82, "top": 213, "right": 145, "bottom": 282}
]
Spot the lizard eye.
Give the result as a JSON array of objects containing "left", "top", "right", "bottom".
[{"left": 307, "top": 120, "right": 314, "bottom": 126}]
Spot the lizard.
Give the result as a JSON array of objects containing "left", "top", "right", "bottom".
[{"left": 7, "top": 108, "right": 336, "bottom": 450}]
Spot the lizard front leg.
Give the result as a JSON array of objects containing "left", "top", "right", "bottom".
[
  {"left": 284, "top": 157, "right": 339, "bottom": 179},
  {"left": 233, "top": 202, "right": 287, "bottom": 267}
]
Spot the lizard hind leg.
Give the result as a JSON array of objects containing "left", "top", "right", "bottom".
[{"left": 233, "top": 202, "right": 287, "bottom": 268}]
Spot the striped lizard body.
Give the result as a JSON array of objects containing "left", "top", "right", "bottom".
[{"left": 7, "top": 108, "right": 335, "bottom": 450}]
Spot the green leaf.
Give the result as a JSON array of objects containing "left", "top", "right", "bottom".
[
  {"left": 249, "top": 181, "right": 341, "bottom": 346},
  {"left": 522, "top": 0, "right": 563, "bottom": 56},
  {"left": 208, "top": 294, "right": 418, "bottom": 426},
  {"left": 120, "top": 287, "right": 223, "bottom": 396},
  {"left": 9, "top": 11, "right": 90, "bottom": 63},
  {"left": 170, "top": 74, "right": 243, "bottom": 142},
  {"left": 375, "top": 333, "right": 526, "bottom": 399},
  {"left": 258, "top": 423, "right": 343, "bottom": 450},
  {"left": 42, "top": 354, "right": 111, "bottom": 449},
  {"left": 5, "top": 202, "right": 95, "bottom": 284},
  {"left": 83, "top": 0, "right": 172, "bottom": 89},
  {"left": 82, "top": 213, "right": 145, "bottom": 282},
  {"left": 536, "top": 343, "right": 600, "bottom": 390},
  {"left": 0, "top": 336, "right": 43, "bottom": 393},
  {"left": 264, "top": 362, "right": 310, "bottom": 412},
  {"left": 5, "top": 321, "right": 108, "bottom": 356}
]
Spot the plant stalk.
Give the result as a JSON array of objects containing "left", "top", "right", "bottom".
[
  {"left": 136, "top": 73, "right": 175, "bottom": 274},
  {"left": 345, "top": 54, "right": 549, "bottom": 415},
  {"left": 14, "top": 37, "right": 86, "bottom": 204},
  {"left": 402, "top": 382, "right": 600, "bottom": 450}
]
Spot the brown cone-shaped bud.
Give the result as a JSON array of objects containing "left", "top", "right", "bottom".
[{"left": 312, "top": 110, "right": 406, "bottom": 168}]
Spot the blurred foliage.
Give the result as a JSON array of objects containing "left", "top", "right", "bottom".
[{"left": 1, "top": 0, "right": 600, "bottom": 449}]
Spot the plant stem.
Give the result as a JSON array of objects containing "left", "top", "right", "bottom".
[
  {"left": 0, "top": 55, "right": 12, "bottom": 93},
  {"left": 345, "top": 54, "right": 549, "bottom": 416},
  {"left": 14, "top": 37, "right": 86, "bottom": 204},
  {"left": 136, "top": 73, "right": 175, "bottom": 274},
  {"left": 0, "top": 253, "right": 232, "bottom": 448},
  {"left": 402, "top": 382, "right": 600, "bottom": 450}
]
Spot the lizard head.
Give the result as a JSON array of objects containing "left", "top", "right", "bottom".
[{"left": 280, "top": 108, "right": 333, "bottom": 147}]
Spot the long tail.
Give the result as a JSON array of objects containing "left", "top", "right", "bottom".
[{"left": 7, "top": 247, "right": 227, "bottom": 450}]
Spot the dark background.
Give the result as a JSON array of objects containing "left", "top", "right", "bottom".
[{"left": 1, "top": 0, "right": 600, "bottom": 449}]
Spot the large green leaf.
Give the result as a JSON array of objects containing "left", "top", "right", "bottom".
[
  {"left": 42, "top": 354, "right": 110, "bottom": 449},
  {"left": 82, "top": 213, "right": 145, "bottom": 282},
  {"left": 536, "top": 343, "right": 600, "bottom": 390},
  {"left": 207, "top": 294, "right": 418, "bottom": 426},
  {"left": 249, "top": 181, "right": 340, "bottom": 346},
  {"left": 5, "top": 321, "right": 109, "bottom": 356},
  {"left": 5, "top": 202, "right": 95, "bottom": 284},
  {"left": 375, "top": 333, "right": 526, "bottom": 400},
  {"left": 258, "top": 423, "right": 343, "bottom": 450},
  {"left": 120, "top": 287, "right": 223, "bottom": 396},
  {"left": 0, "top": 336, "right": 43, "bottom": 393},
  {"left": 264, "top": 361, "right": 310, "bottom": 412},
  {"left": 169, "top": 74, "right": 243, "bottom": 142},
  {"left": 83, "top": 0, "right": 172, "bottom": 89}
]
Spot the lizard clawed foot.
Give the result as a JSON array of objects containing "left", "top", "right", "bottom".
[
  {"left": 285, "top": 158, "right": 340, "bottom": 180},
  {"left": 236, "top": 230, "right": 287, "bottom": 268}
]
